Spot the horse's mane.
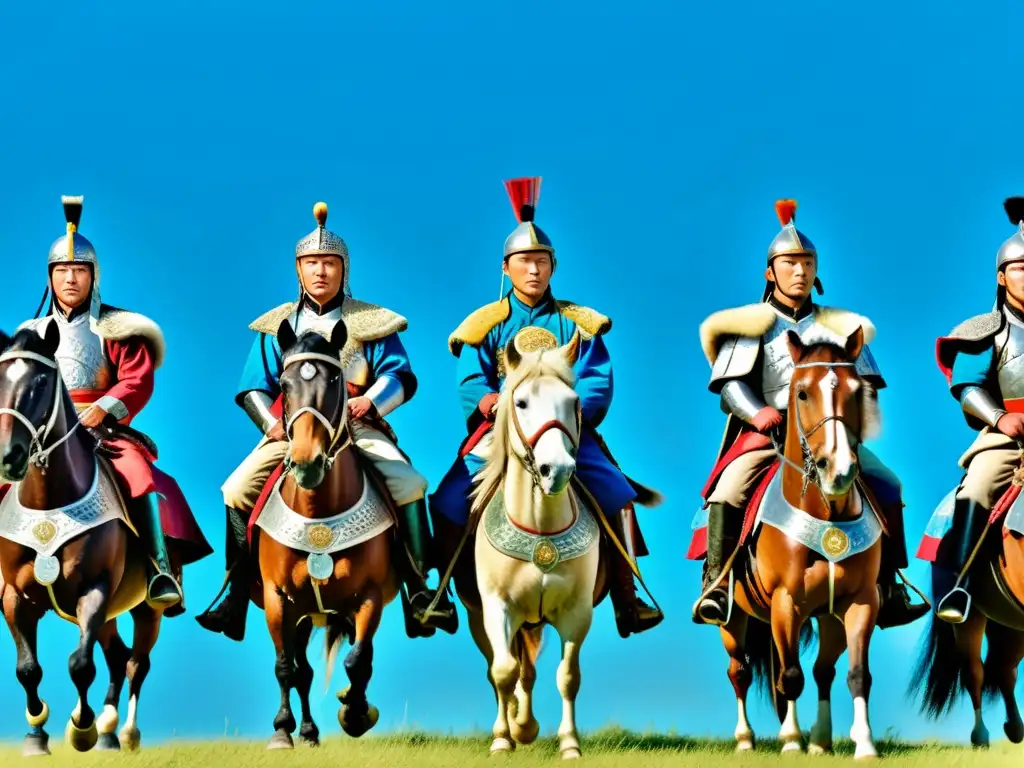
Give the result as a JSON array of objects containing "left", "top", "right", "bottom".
[{"left": 469, "top": 348, "right": 576, "bottom": 516}]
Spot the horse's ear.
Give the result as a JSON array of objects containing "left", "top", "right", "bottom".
[
  {"left": 505, "top": 338, "right": 522, "bottom": 372},
  {"left": 42, "top": 318, "right": 60, "bottom": 355},
  {"left": 559, "top": 330, "right": 581, "bottom": 366},
  {"left": 785, "top": 329, "right": 806, "bottom": 362},
  {"left": 329, "top": 319, "right": 348, "bottom": 353},
  {"left": 277, "top": 319, "right": 297, "bottom": 352},
  {"left": 845, "top": 326, "right": 864, "bottom": 360}
]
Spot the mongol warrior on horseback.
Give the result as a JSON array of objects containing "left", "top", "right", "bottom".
[
  {"left": 429, "top": 177, "right": 663, "bottom": 638},
  {"left": 925, "top": 197, "right": 1024, "bottom": 624},
  {"left": 11, "top": 195, "right": 211, "bottom": 614},
  {"left": 196, "top": 201, "right": 458, "bottom": 641},
  {"left": 692, "top": 198, "right": 928, "bottom": 629}
]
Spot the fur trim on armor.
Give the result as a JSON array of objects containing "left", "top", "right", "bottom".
[
  {"left": 448, "top": 297, "right": 610, "bottom": 356},
  {"left": 699, "top": 302, "right": 876, "bottom": 365},
  {"left": 95, "top": 306, "right": 166, "bottom": 369},
  {"left": 249, "top": 299, "right": 407, "bottom": 343}
]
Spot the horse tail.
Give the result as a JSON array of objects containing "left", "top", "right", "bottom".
[
  {"left": 745, "top": 616, "right": 816, "bottom": 724},
  {"left": 323, "top": 615, "right": 351, "bottom": 691},
  {"left": 908, "top": 613, "right": 963, "bottom": 718},
  {"left": 513, "top": 623, "right": 545, "bottom": 671},
  {"left": 982, "top": 621, "right": 1010, "bottom": 704}
]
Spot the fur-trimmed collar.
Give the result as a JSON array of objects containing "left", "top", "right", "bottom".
[
  {"left": 248, "top": 298, "right": 407, "bottom": 343},
  {"left": 18, "top": 304, "right": 166, "bottom": 369},
  {"left": 699, "top": 302, "right": 876, "bottom": 364}
]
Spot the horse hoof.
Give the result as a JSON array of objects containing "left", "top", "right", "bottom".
[
  {"left": 854, "top": 744, "right": 879, "bottom": 760},
  {"left": 489, "top": 737, "right": 515, "bottom": 754},
  {"left": 338, "top": 704, "right": 379, "bottom": 738},
  {"left": 96, "top": 732, "right": 121, "bottom": 751},
  {"left": 1006, "top": 719, "right": 1024, "bottom": 744},
  {"left": 22, "top": 732, "right": 50, "bottom": 757},
  {"left": 736, "top": 739, "right": 754, "bottom": 752},
  {"left": 808, "top": 744, "right": 830, "bottom": 756},
  {"left": 510, "top": 718, "right": 539, "bottom": 745},
  {"left": 781, "top": 741, "right": 803, "bottom": 754},
  {"left": 299, "top": 726, "right": 320, "bottom": 747},
  {"left": 119, "top": 726, "right": 141, "bottom": 752},
  {"left": 561, "top": 747, "right": 582, "bottom": 760},
  {"left": 267, "top": 731, "right": 294, "bottom": 750},
  {"left": 66, "top": 719, "right": 98, "bottom": 752}
]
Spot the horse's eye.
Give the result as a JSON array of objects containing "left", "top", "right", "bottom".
[
  {"left": 515, "top": 399, "right": 527, "bottom": 409},
  {"left": 797, "top": 390, "right": 808, "bottom": 401}
]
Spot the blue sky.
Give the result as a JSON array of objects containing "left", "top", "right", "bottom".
[{"left": 0, "top": 0, "right": 1021, "bottom": 748}]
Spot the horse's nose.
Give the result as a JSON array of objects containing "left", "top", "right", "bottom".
[
  {"left": 540, "top": 463, "right": 552, "bottom": 478},
  {"left": 2, "top": 443, "right": 27, "bottom": 479}
]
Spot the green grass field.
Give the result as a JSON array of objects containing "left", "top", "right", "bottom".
[{"left": 3, "top": 730, "right": 1016, "bottom": 767}]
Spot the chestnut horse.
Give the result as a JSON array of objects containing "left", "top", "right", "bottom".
[
  {"left": 714, "top": 326, "right": 886, "bottom": 759},
  {"left": 0, "top": 323, "right": 183, "bottom": 756},
  {"left": 248, "top": 318, "right": 400, "bottom": 749},
  {"left": 909, "top": 454, "right": 1024, "bottom": 748}
]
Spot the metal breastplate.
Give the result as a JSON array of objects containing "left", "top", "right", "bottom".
[
  {"left": 291, "top": 305, "right": 370, "bottom": 386},
  {"left": 54, "top": 312, "right": 109, "bottom": 390},
  {"left": 997, "top": 309, "right": 1024, "bottom": 400},
  {"left": 760, "top": 313, "right": 818, "bottom": 410}
]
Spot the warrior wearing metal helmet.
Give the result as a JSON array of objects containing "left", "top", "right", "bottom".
[
  {"left": 14, "top": 195, "right": 212, "bottom": 613},
  {"left": 693, "top": 199, "right": 928, "bottom": 628},
  {"left": 430, "top": 177, "right": 663, "bottom": 638},
  {"left": 196, "top": 202, "right": 458, "bottom": 641},
  {"left": 927, "top": 197, "right": 1024, "bottom": 624}
]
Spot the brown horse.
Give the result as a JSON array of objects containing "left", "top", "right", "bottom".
[
  {"left": 0, "top": 323, "right": 183, "bottom": 756},
  {"left": 909, "top": 459, "right": 1024, "bottom": 747},
  {"left": 713, "top": 326, "right": 887, "bottom": 759},
  {"left": 247, "top": 318, "right": 400, "bottom": 750}
]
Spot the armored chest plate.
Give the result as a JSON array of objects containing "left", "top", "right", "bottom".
[
  {"left": 760, "top": 313, "right": 818, "bottom": 410},
  {"left": 997, "top": 311, "right": 1024, "bottom": 401},
  {"left": 54, "top": 313, "right": 109, "bottom": 390}
]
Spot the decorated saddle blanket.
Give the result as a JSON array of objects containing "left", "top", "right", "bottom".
[
  {"left": 481, "top": 487, "right": 600, "bottom": 572},
  {"left": 688, "top": 459, "right": 778, "bottom": 560},
  {"left": 917, "top": 481, "right": 1022, "bottom": 563}
]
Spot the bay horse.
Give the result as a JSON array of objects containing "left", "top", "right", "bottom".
[
  {"left": 248, "top": 317, "right": 400, "bottom": 749},
  {"left": 0, "top": 322, "right": 183, "bottom": 756},
  {"left": 449, "top": 331, "right": 611, "bottom": 759},
  {"left": 712, "top": 326, "right": 886, "bottom": 759},
  {"left": 909, "top": 457, "right": 1024, "bottom": 747}
]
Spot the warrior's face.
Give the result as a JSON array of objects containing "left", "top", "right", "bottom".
[
  {"left": 298, "top": 255, "right": 343, "bottom": 305},
  {"left": 50, "top": 264, "right": 93, "bottom": 314},
  {"left": 504, "top": 250, "right": 553, "bottom": 305},
  {"left": 766, "top": 255, "right": 816, "bottom": 305},
  {"left": 999, "top": 261, "right": 1024, "bottom": 310}
]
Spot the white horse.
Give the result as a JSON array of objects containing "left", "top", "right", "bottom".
[{"left": 470, "top": 331, "right": 604, "bottom": 759}]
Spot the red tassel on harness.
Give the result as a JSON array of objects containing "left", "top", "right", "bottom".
[
  {"left": 775, "top": 199, "right": 797, "bottom": 227},
  {"left": 504, "top": 177, "right": 542, "bottom": 222}
]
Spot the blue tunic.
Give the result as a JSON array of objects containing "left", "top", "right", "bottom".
[
  {"left": 949, "top": 344, "right": 996, "bottom": 400},
  {"left": 430, "top": 290, "right": 635, "bottom": 525}
]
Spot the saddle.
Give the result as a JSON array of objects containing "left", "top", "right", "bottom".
[{"left": 88, "top": 416, "right": 159, "bottom": 461}]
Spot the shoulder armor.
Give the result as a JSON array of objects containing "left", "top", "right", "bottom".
[
  {"left": 708, "top": 334, "right": 761, "bottom": 392},
  {"left": 944, "top": 311, "right": 1004, "bottom": 343},
  {"left": 448, "top": 298, "right": 512, "bottom": 356},
  {"left": 249, "top": 302, "right": 297, "bottom": 335},
  {"left": 554, "top": 300, "right": 611, "bottom": 339},
  {"left": 341, "top": 298, "right": 407, "bottom": 342},
  {"left": 95, "top": 305, "right": 166, "bottom": 369},
  {"left": 699, "top": 303, "right": 776, "bottom": 364}
]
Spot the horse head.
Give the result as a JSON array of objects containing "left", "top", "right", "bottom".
[
  {"left": 785, "top": 325, "right": 879, "bottom": 500},
  {"left": 0, "top": 320, "right": 64, "bottom": 482},
  {"left": 490, "top": 330, "right": 582, "bottom": 498},
  {"left": 277, "top": 317, "right": 350, "bottom": 490}
]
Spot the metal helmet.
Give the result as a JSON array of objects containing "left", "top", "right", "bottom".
[
  {"left": 503, "top": 177, "right": 555, "bottom": 260},
  {"left": 761, "top": 198, "right": 824, "bottom": 302},
  {"left": 995, "top": 197, "right": 1024, "bottom": 308},
  {"left": 40, "top": 195, "right": 102, "bottom": 321},
  {"left": 294, "top": 201, "right": 351, "bottom": 301}
]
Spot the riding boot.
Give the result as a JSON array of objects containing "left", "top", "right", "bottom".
[
  {"left": 695, "top": 503, "right": 740, "bottom": 626},
  {"left": 875, "top": 506, "right": 929, "bottom": 629},
  {"left": 136, "top": 492, "right": 185, "bottom": 617},
  {"left": 396, "top": 498, "right": 459, "bottom": 638},
  {"left": 935, "top": 498, "right": 989, "bottom": 624},
  {"left": 195, "top": 506, "right": 251, "bottom": 641},
  {"left": 607, "top": 504, "right": 663, "bottom": 638}
]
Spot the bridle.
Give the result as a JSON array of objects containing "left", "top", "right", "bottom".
[
  {"left": 0, "top": 349, "right": 80, "bottom": 469},
  {"left": 507, "top": 382, "right": 583, "bottom": 489},
  {"left": 772, "top": 360, "right": 863, "bottom": 498},
  {"left": 280, "top": 351, "right": 351, "bottom": 473}
]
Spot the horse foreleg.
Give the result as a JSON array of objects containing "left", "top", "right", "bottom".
[
  {"left": 292, "top": 618, "right": 319, "bottom": 746},
  {"left": 551, "top": 602, "right": 593, "bottom": 760},
  {"left": 66, "top": 581, "right": 110, "bottom": 752},
  {"left": 466, "top": 604, "right": 497, "bottom": 703},
  {"left": 954, "top": 609, "right": 989, "bottom": 748},
  {"left": 720, "top": 612, "right": 754, "bottom": 751},
  {"left": 118, "top": 602, "right": 161, "bottom": 752},
  {"left": 808, "top": 615, "right": 845, "bottom": 755},
  {"left": 480, "top": 591, "right": 523, "bottom": 754},
  {"left": 770, "top": 588, "right": 805, "bottom": 753},
  {"left": 338, "top": 581, "right": 383, "bottom": 738},
  {"left": 3, "top": 585, "right": 50, "bottom": 756},
  {"left": 984, "top": 623, "right": 1024, "bottom": 744},
  {"left": 509, "top": 625, "right": 541, "bottom": 746},
  {"left": 264, "top": 584, "right": 297, "bottom": 750},
  {"left": 843, "top": 587, "right": 880, "bottom": 759},
  {"left": 95, "top": 621, "right": 130, "bottom": 751}
]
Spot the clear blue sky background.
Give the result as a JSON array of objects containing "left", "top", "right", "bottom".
[{"left": 0, "top": 0, "right": 1020, "bottom": 748}]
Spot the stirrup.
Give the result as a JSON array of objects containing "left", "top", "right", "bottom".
[
  {"left": 936, "top": 587, "right": 971, "bottom": 624},
  {"left": 693, "top": 570, "right": 734, "bottom": 626}
]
